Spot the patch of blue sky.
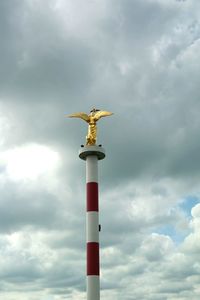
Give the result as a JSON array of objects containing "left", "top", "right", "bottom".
[
  {"left": 155, "top": 224, "right": 186, "bottom": 244},
  {"left": 154, "top": 197, "right": 199, "bottom": 244},
  {"left": 179, "top": 196, "right": 200, "bottom": 217}
]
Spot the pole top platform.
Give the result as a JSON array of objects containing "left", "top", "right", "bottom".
[{"left": 79, "top": 145, "right": 105, "bottom": 160}]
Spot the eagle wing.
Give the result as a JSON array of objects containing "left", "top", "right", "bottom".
[
  {"left": 68, "top": 112, "right": 90, "bottom": 123},
  {"left": 94, "top": 110, "right": 113, "bottom": 121}
]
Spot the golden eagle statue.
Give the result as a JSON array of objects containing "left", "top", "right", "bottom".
[{"left": 68, "top": 108, "right": 113, "bottom": 145}]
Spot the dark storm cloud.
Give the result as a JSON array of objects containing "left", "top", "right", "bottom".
[
  {"left": 0, "top": 1, "right": 22, "bottom": 94},
  {"left": 1, "top": 0, "right": 199, "bottom": 186},
  {"left": 0, "top": 181, "right": 59, "bottom": 232},
  {"left": 0, "top": 0, "right": 97, "bottom": 120},
  {"left": 106, "top": 0, "right": 178, "bottom": 43}
]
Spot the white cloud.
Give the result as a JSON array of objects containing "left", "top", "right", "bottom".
[
  {"left": 182, "top": 204, "right": 200, "bottom": 255},
  {"left": 140, "top": 233, "right": 174, "bottom": 261},
  {"left": 0, "top": 143, "right": 60, "bottom": 181}
]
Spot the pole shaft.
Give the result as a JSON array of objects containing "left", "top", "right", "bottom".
[
  {"left": 86, "top": 155, "right": 100, "bottom": 300},
  {"left": 79, "top": 145, "right": 105, "bottom": 300}
]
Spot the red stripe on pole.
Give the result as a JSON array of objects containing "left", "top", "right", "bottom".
[
  {"left": 87, "top": 182, "right": 98, "bottom": 212},
  {"left": 87, "top": 242, "right": 99, "bottom": 275}
]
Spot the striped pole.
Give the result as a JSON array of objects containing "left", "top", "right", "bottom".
[{"left": 79, "top": 145, "right": 105, "bottom": 300}]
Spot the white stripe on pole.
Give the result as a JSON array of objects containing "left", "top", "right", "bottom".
[
  {"left": 86, "top": 155, "right": 98, "bottom": 183},
  {"left": 87, "top": 276, "right": 100, "bottom": 300},
  {"left": 86, "top": 212, "right": 99, "bottom": 243}
]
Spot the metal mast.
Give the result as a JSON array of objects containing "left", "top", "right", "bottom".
[{"left": 79, "top": 145, "right": 105, "bottom": 300}]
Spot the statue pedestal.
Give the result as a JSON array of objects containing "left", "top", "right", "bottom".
[{"left": 79, "top": 145, "right": 105, "bottom": 161}]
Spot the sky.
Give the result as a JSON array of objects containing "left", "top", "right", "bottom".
[{"left": 0, "top": 0, "right": 200, "bottom": 299}]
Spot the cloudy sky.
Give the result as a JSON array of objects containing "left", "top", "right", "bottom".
[{"left": 0, "top": 0, "right": 200, "bottom": 299}]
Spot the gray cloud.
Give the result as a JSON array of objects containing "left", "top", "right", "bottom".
[{"left": 0, "top": 0, "right": 200, "bottom": 299}]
